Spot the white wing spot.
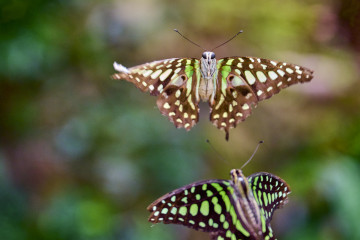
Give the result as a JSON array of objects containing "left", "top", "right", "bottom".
[
  {"left": 142, "top": 82, "right": 147, "bottom": 87},
  {"left": 277, "top": 69, "right": 285, "bottom": 77},
  {"left": 256, "top": 71, "right": 267, "bottom": 83},
  {"left": 286, "top": 68, "right": 294, "bottom": 74},
  {"left": 244, "top": 70, "right": 256, "bottom": 85},
  {"left": 176, "top": 118, "right": 182, "bottom": 123},
  {"left": 151, "top": 69, "right": 162, "bottom": 79},
  {"left": 229, "top": 118, "right": 235, "bottom": 123},
  {"left": 157, "top": 84, "right": 164, "bottom": 92},
  {"left": 268, "top": 71, "right": 278, "bottom": 80},
  {"left": 267, "top": 86, "right": 273, "bottom": 92},
  {"left": 277, "top": 82, "right": 283, "bottom": 87},
  {"left": 143, "top": 70, "right": 153, "bottom": 77},
  {"left": 249, "top": 64, "right": 254, "bottom": 69},
  {"left": 163, "top": 102, "right": 171, "bottom": 109},
  {"left": 245, "top": 93, "right": 252, "bottom": 99},
  {"left": 156, "top": 65, "right": 163, "bottom": 69},
  {"left": 149, "top": 85, "right": 154, "bottom": 91},
  {"left": 175, "top": 90, "right": 181, "bottom": 98},
  {"left": 257, "top": 90, "right": 263, "bottom": 96},
  {"left": 160, "top": 69, "right": 173, "bottom": 81},
  {"left": 169, "top": 112, "right": 175, "bottom": 117},
  {"left": 223, "top": 112, "right": 228, "bottom": 118},
  {"left": 242, "top": 103, "right": 249, "bottom": 110},
  {"left": 237, "top": 63, "right": 242, "bottom": 68},
  {"left": 270, "top": 61, "right": 277, "bottom": 66},
  {"left": 175, "top": 100, "right": 180, "bottom": 106}
]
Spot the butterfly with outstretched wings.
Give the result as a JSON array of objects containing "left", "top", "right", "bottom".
[
  {"left": 147, "top": 169, "right": 291, "bottom": 240},
  {"left": 112, "top": 48, "right": 313, "bottom": 140}
]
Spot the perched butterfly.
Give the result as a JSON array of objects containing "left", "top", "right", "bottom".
[
  {"left": 112, "top": 31, "right": 313, "bottom": 140},
  {"left": 147, "top": 169, "right": 291, "bottom": 240}
]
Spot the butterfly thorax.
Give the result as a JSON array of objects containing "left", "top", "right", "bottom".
[
  {"left": 199, "top": 51, "right": 217, "bottom": 101},
  {"left": 231, "top": 169, "right": 264, "bottom": 239}
]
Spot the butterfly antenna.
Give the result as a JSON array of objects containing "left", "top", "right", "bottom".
[
  {"left": 206, "top": 139, "right": 230, "bottom": 165},
  {"left": 211, "top": 30, "right": 243, "bottom": 51},
  {"left": 174, "top": 29, "right": 206, "bottom": 51},
  {"left": 241, "top": 140, "right": 263, "bottom": 169}
]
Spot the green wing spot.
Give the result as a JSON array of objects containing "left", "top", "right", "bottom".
[
  {"left": 185, "top": 65, "right": 194, "bottom": 78},
  {"left": 236, "top": 220, "right": 250, "bottom": 237},
  {"left": 179, "top": 206, "right": 187, "bottom": 216},
  {"left": 211, "top": 183, "right": 223, "bottom": 192},
  {"left": 229, "top": 206, "right": 238, "bottom": 226},
  {"left": 190, "top": 204, "right": 198, "bottom": 216},
  {"left": 200, "top": 201, "right": 210, "bottom": 216},
  {"left": 220, "top": 191, "right": 231, "bottom": 211},
  {"left": 221, "top": 66, "right": 231, "bottom": 95},
  {"left": 214, "top": 203, "right": 222, "bottom": 214},
  {"left": 261, "top": 213, "right": 267, "bottom": 233},
  {"left": 263, "top": 192, "right": 268, "bottom": 206}
]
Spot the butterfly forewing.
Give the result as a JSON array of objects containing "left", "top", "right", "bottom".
[
  {"left": 113, "top": 58, "right": 201, "bottom": 130},
  {"left": 248, "top": 172, "right": 291, "bottom": 223},
  {"left": 222, "top": 57, "right": 313, "bottom": 101},
  {"left": 148, "top": 180, "right": 256, "bottom": 240}
]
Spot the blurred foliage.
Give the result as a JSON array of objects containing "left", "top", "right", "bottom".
[{"left": 1, "top": 0, "right": 360, "bottom": 239}]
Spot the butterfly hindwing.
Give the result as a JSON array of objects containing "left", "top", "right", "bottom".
[
  {"left": 248, "top": 172, "right": 291, "bottom": 223},
  {"left": 113, "top": 58, "right": 201, "bottom": 130}
]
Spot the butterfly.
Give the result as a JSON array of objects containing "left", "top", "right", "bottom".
[
  {"left": 112, "top": 33, "right": 313, "bottom": 140},
  {"left": 147, "top": 169, "right": 291, "bottom": 240}
]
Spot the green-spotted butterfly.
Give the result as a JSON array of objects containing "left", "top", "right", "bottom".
[
  {"left": 112, "top": 31, "right": 313, "bottom": 140},
  {"left": 147, "top": 169, "right": 291, "bottom": 240}
]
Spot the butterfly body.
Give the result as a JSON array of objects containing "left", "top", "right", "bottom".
[
  {"left": 147, "top": 169, "right": 291, "bottom": 240},
  {"left": 113, "top": 50, "right": 313, "bottom": 140}
]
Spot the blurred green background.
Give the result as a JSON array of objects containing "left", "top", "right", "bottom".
[{"left": 1, "top": 0, "right": 360, "bottom": 239}]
